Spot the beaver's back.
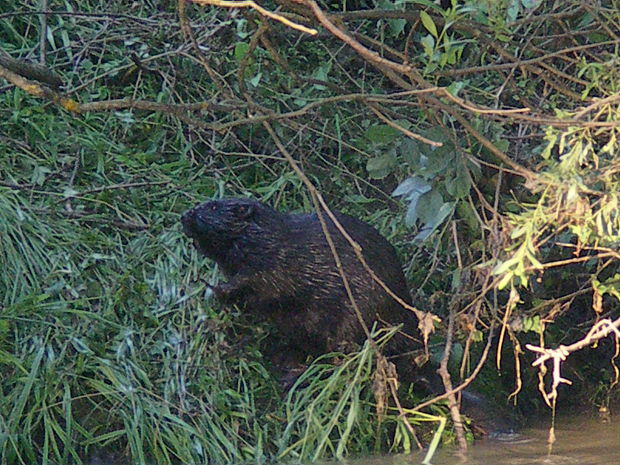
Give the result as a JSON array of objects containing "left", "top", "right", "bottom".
[{"left": 182, "top": 198, "right": 418, "bottom": 357}]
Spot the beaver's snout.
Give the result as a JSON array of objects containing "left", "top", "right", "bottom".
[{"left": 181, "top": 208, "right": 199, "bottom": 237}]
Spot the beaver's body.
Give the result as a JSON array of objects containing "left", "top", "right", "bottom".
[
  {"left": 181, "top": 198, "right": 520, "bottom": 437},
  {"left": 181, "top": 198, "right": 418, "bottom": 357}
]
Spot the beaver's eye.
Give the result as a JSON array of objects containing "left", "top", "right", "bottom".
[{"left": 234, "top": 204, "right": 254, "bottom": 219}]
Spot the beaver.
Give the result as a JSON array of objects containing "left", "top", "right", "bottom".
[
  {"left": 181, "top": 197, "right": 419, "bottom": 359},
  {"left": 180, "top": 198, "right": 519, "bottom": 436}
]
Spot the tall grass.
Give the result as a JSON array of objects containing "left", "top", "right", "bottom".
[
  {"left": 279, "top": 328, "right": 436, "bottom": 462},
  {"left": 1, "top": 181, "right": 440, "bottom": 463},
  {"left": 0, "top": 2, "right": 443, "bottom": 462},
  {"left": 0, "top": 192, "right": 278, "bottom": 463}
]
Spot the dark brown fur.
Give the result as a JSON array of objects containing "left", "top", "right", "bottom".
[
  {"left": 181, "top": 198, "right": 418, "bottom": 358},
  {"left": 180, "top": 199, "right": 521, "bottom": 437}
]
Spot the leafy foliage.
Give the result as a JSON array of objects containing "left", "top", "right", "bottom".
[{"left": 1, "top": 0, "right": 620, "bottom": 463}]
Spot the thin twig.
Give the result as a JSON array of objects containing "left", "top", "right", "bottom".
[
  {"left": 192, "top": 0, "right": 317, "bottom": 35},
  {"left": 38, "top": 0, "right": 48, "bottom": 64}
]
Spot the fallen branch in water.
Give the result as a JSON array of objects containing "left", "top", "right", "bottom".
[{"left": 527, "top": 317, "right": 620, "bottom": 407}]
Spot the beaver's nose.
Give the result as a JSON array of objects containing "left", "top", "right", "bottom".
[
  {"left": 181, "top": 209, "right": 197, "bottom": 236},
  {"left": 180, "top": 209, "right": 192, "bottom": 224}
]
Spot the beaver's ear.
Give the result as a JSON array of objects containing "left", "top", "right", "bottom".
[{"left": 234, "top": 203, "right": 255, "bottom": 220}]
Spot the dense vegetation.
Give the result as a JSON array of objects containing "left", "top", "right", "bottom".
[{"left": 1, "top": 0, "right": 619, "bottom": 463}]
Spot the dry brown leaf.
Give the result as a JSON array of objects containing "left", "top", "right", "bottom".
[{"left": 414, "top": 309, "right": 441, "bottom": 357}]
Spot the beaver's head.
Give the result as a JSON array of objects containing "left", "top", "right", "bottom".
[{"left": 181, "top": 198, "right": 262, "bottom": 259}]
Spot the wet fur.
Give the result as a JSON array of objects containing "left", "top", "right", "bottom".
[{"left": 181, "top": 198, "right": 418, "bottom": 357}]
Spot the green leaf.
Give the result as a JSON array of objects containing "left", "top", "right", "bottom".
[
  {"left": 248, "top": 72, "right": 262, "bottom": 87},
  {"left": 366, "top": 152, "right": 397, "bottom": 179},
  {"left": 453, "top": 165, "right": 471, "bottom": 199},
  {"left": 420, "top": 34, "right": 435, "bottom": 57},
  {"left": 46, "top": 26, "right": 56, "bottom": 49},
  {"left": 594, "top": 274, "right": 620, "bottom": 301},
  {"left": 521, "top": 0, "right": 541, "bottom": 9},
  {"left": 416, "top": 190, "right": 443, "bottom": 224},
  {"left": 388, "top": 18, "right": 407, "bottom": 36},
  {"left": 456, "top": 202, "right": 479, "bottom": 233},
  {"left": 494, "top": 139, "right": 509, "bottom": 153},
  {"left": 506, "top": 0, "right": 521, "bottom": 22},
  {"left": 234, "top": 42, "right": 250, "bottom": 62},
  {"left": 541, "top": 133, "right": 558, "bottom": 159},
  {"left": 414, "top": 201, "right": 454, "bottom": 241},
  {"left": 312, "top": 63, "right": 331, "bottom": 90},
  {"left": 393, "top": 177, "right": 432, "bottom": 225},
  {"left": 422, "top": 126, "right": 451, "bottom": 145},
  {"left": 393, "top": 176, "right": 432, "bottom": 199},
  {"left": 31, "top": 165, "right": 51, "bottom": 186},
  {"left": 420, "top": 11, "right": 438, "bottom": 38},
  {"left": 492, "top": 256, "right": 519, "bottom": 275},
  {"left": 402, "top": 0, "right": 444, "bottom": 12},
  {"left": 523, "top": 315, "right": 542, "bottom": 334},
  {"left": 451, "top": 268, "right": 461, "bottom": 290},
  {"left": 497, "top": 272, "right": 514, "bottom": 290},
  {"left": 421, "top": 146, "right": 452, "bottom": 177},
  {"left": 364, "top": 125, "right": 400, "bottom": 144},
  {"left": 399, "top": 139, "right": 421, "bottom": 167},
  {"left": 446, "top": 81, "right": 465, "bottom": 96}
]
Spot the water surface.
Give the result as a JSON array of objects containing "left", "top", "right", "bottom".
[{"left": 343, "top": 413, "right": 620, "bottom": 465}]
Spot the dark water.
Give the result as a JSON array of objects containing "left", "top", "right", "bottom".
[{"left": 342, "top": 414, "right": 620, "bottom": 465}]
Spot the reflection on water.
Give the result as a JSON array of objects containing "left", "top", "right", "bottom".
[{"left": 338, "top": 414, "right": 620, "bottom": 465}]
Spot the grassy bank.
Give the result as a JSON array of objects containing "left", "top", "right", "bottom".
[{"left": 2, "top": 0, "right": 620, "bottom": 462}]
